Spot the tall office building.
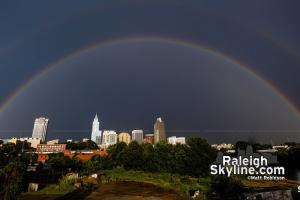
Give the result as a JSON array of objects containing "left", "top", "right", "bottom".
[
  {"left": 91, "top": 114, "right": 102, "bottom": 145},
  {"left": 154, "top": 117, "right": 166, "bottom": 144},
  {"left": 118, "top": 132, "right": 131, "bottom": 144},
  {"left": 32, "top": 117, "right": 49, "bottom": 143},
  {"left": 102, "top": 130, "right": 118, "bottom": 148},
  {"left": 132, "top": 130, "right": 144, "bottom": 144}
]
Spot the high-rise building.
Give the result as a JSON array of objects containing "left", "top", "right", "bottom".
[
  {"left": 91, "top": 114, "right": 102, "bottom": 145},
  {"left": 32, "top": 117, "right": 49, "bottom": 143},
  {"left": 145, "top": 134, "right": 154, "bottom": 144},
  {"left": 154, "top": 117, "right": 166, "bottom": 144},
  {"left": 132, "top": 130, "right": 143, "bottom": 144},
  {"left": 167, "top": 136, "right": 186, "bottom": 145},
  {"left": 102, "top": 130, "right": 117, "bottom": 148},
  {"left": 118, "top": 132, "right": 131, "bottom": 144}
]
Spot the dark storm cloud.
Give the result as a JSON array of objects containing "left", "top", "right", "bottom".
[
  {"left": 0, "top": 1, "right": 300, "bottom": 143},
  {"left": 1, "top": 40, "right": 300, "bottom": 143}
]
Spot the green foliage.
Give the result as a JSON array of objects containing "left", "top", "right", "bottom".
[
  {"left": 46, "top": 153, "right": 83, "bottom": 173},
  {"left": 185, "top": 137, "right": 217, "bottom": 177},
  {"left": 100, "top": 167, "right": 203, "bottom": 198},
  {"left": 82, "top": 137, "right": 216, "bottom": 177},
  {"left": 66, "top": 140, "right": 99, "bottom": 150},
  {"left": 122, "top": 141, "right": 144, "bottom": 170},
  {"left": 0, "top": 160, "right": 26, "bottom": 200},
  {"left": 36, "top": 175, "right": 77, "bottom": 195}
]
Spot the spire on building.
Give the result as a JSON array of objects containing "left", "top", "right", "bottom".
[{"left": 91, "top": 113, "right": 102, "bottom": 145}]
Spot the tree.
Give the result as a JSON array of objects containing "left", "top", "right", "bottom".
[
  {"left": 0, "top": 160, "right": 25, "bottom": 200},
  {"left": 152, "top": 142, "right": 174, "bottom": 172},
  {"left": 106, "top": 142, "right": 127, "bottom": 168},
  {"left": 185, "top": 137, "right": 216, "bottom": 177},
  {"left": 122, "top": 141, "right": 144, "bottom": 170}
]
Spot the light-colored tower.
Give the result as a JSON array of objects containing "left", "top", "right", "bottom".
[
  {"left": 132, "top": 129, "right": 143, "bottom": 144},
  {"left": 91, "top": 114, "right": 102, "bottom": 145},
  {"left": 32, "top": 117, "right": 49, "bottom": 143},
  {"left": 154, "top": 117, "right": 166, "bottom": 144},
  {"left": 118, "top": 132, "right": 131, "bottom": 144}
]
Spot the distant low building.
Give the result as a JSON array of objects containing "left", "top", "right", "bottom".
[
  {"left": 145, "top": 134, "right": 154, "bottom": 144},
  {"left": 19, "top": 138, "right": 41, "bottom": 148},
  {"left": 118, "top": 132, "right": 131, "bottom": 144},
  {"left": 167, "top": 136, "right": 186, "bottom": 145},
  {"left": 47, "top": 139, "right": 59, "bottom": 145},
  {"left": 64, "top": 149, "right": 107, "bottom": 161},
  {"left": 82, "top": 138, "right": 90, "bottom": 142},
  {"left": 272, "top": 145, "right": 288, "bottom": 150},
  {"left": 36, "top": 144, "right": 66, "bottom": 153},
  {"left": 211, "top": 143, "right": 233, "bottom": 150},
  {"left": 8, "top": 138, "right": 18, "bottom": 144}
]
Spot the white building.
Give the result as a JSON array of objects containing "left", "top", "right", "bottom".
[
  {"left": 19, "top": 138, "right": 41, "bottom": 148},
  {"left": 167, "top": 136, "right": 186, "bottom": 145},
  {"left": 91, "top": 114, "right": 102, "bottom": 145},
  {"left": 47, "top": 139, "right": 59, "bottom": 145},
  {"left": 32, "top": 117, "right": 49, "bottom": 143},
  {"left": 102, "top": 130, "right": 117, "bottom": 148},
  {"left": 132, "top": 130, "right": 143, "bottom": 144},
  {"left": 211, "top": 143, "right": 234, "bottom": 150}
]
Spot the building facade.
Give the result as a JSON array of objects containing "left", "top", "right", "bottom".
[
  {"left": 102, "top": 130, "right": 118, "bottom": 148},
  {"left": 47, "top": 139, "right": 59, "bottom": 145},
  {"left": 118, "top": 132, "right": 131, "bottom": 144},
  {"left": 145, "top": 134, "right": 154, "bottom": 144},
  {"left": 154, "top": 117, "right": 166, "bottom": 144},
  {"left": 132, "top": 129, "right": 144, "bottom": 144},
  {"left": 91, "top": 114, "right": 102, "bottom": 145},
  {"left": 167, "top": 136, "right": 186, "bottom": 145},
  {"left": 19, "top": 137, "right": 41, "bottom": 148},
  {"left": 32, "top": 117, "right": 49, "bottom": 143},
  {"left": 36, "top": 144, "right": 66, "bottom": 153}
]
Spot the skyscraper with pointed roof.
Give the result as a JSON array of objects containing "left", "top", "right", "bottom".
[{"left": 91, "top": 114, "right": 102, "bottom": 145}]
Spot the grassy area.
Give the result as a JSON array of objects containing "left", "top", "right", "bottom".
[
  {"left": 100, "top": 167, "right": 207, "bottom": 198},
  {"left": 28, "top": 175, "right": 78, "bottom": 195}
]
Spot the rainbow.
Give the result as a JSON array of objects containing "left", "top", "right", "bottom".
[{"left": 0, "top": 35, "right": 299, "bottom": 116}]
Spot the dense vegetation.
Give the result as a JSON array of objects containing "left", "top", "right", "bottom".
[
  {"left": 83, "top": 138, "right": 216, "bottom": 177},
  {"left": 3, "top": 138, "right": 300, "bottom": 199},
  {"left": 66, "top": 140, "right": 99, "bottom": 150},
  {"left": 0, "top": 143, "right": 36, "bottom": 200}
]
